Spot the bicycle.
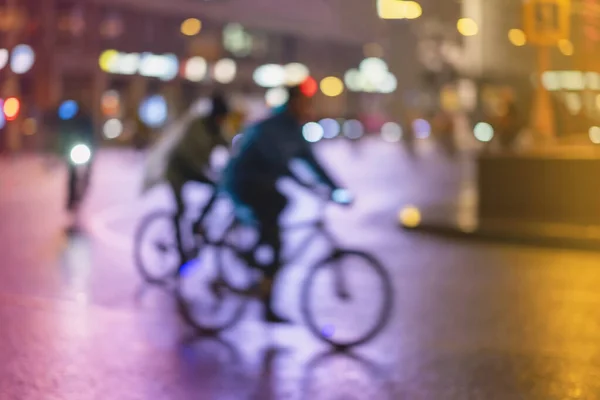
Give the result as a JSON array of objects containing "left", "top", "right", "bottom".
[
  {"left": 176, "top": 191, "right": 393, "bottom": 349},
  {"left": 133, "top": 187, "right": 229, "bottom": 284}
]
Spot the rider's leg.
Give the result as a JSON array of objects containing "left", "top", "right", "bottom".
[
  {"left": 66, "top": 163, "right": 78, "bottom": 210},
  {"left": 254, "top": 190, "right": 289, "bottom": 323}
]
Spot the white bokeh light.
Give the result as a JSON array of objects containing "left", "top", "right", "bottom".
[
  {"left": 303, "top": 122, "right": 324, "bottom": 143},
  {"left": 253, "top": 64, "right": 285, "bottom": 88},
  {"left": 213, "top": 58, "right": 237, "bottom": 83},
  {"left": 319, "top": 118, "right": 340, "bottom": 139},
  {"left": 265, "top": 87, "right": 289, "bottom": 108},
  {"left": 0, "top": 49, "right": 9, "bottom": 70},
  {"left": 103, "top": 118, "right": 123, "bottom": 139},
  {"left": 344, "top": 69, "right": 363, "bottom": 92},
  {"left": 70, "top": 144, "right": 91, "bottom": 165},
  {"left": 185, "top": 57, "right": 207, "bottom": 82},
  {"left": 381, "top": 122, "right": 402, "bottom": 142},
  {"left": 10, "top": 44, "right": 35, "bottom": 74},
  {"left": 359, "top": 57, "right": 388, "bottom": 86},
  {"left": 378, "top": 72, "right": 397, "bottom": 93},
  {"left": 343, "top": 119, "right": 364, "bottom": 139},
  {"left": 284, "top": 63, "right": 309, "bottom": 85},
  {"left": 473, "top": 122, "right": 494, "bottom": 142}
]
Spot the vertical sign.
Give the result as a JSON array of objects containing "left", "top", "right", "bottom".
[{"left": 524, "top": 0, "right": 570, "bottom": 45}]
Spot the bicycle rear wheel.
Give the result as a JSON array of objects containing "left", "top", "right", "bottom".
[
  {"left": 134, "top": 210, "right": 185, "bottom": 284},
  {"left": 301, "top": 249, "right": 393, "bottom": 349}
]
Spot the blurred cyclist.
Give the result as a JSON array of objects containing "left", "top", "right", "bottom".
[
  {"left": 52, "top": 95, "right": 95, "bottom": 211},
  {"left": 222, "top": 85, "right": 347, "bottom": 323},
  {"left": 166, "top": 93, "right": 230, "bottom": 263}
]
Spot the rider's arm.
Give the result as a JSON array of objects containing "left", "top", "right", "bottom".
[{"left": 295, "top": 142, "right": 340, "bottom": 190}]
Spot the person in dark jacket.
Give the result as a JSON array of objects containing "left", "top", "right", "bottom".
[{"left": 222, "top": 85, "right": 346, "bottom": 323}]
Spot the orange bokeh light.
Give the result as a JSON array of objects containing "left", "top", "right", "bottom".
[{"left": 4, "top": 97, "right": 20, "bottom": 121}]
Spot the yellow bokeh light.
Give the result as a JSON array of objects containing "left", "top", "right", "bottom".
[
  {"left": 99, "top": 49, "right": 118, "bottom": 72},
  {"left": 457, "top": 18, "right": 478, "bottom": 36},
  {"left": 558, "top": 39, "right": 574, "bottom": 56},
  {"left": 181, "top": 18, "right": 201, "bottom": 36},
  {"left": 320, "top": 76, "right": 344, "bottom": 97},
  {"left": 589, "top": 126, "right": 600, "bottom": 144},
  {"left": 399, "top": 206, "right": 421, "bottom": 228},
  {"left": 377, "top": 0, "right": 422, "bottom": 20},
  {"left": 508, "top": 29, "right": 526, "bottom": 46}
]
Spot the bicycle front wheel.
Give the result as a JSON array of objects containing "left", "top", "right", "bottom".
[
  {"left": 134, "top": 210, "right": 185, "bottom": 284},
  {"left": 301, "top": 249, "right": 393, "bottom": 349}
]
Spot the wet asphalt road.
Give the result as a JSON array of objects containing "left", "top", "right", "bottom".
[{"left": 2, "top": 138, "right": 600, "bottom": 399}]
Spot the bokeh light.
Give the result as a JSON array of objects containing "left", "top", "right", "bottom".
[
  {"left": 558, "top": 39, "right": 574, "bottom": 56},
  {"left": 473, "top": 122, "right": 494, "bottom": 142},
  {"left": 0, "top": 102, "right": 5, "bottom": 129},
  {"left": 70, "top": 144, "right": 91, "bottom": 165},
  {"left": 590, "top": 126, "right": 600, "bottom": 144},
  {"left": 508, "top": 29, "right": 526, "bottom": 46},
  {"left": 359, "top": 57, "right": 388, "bottom": 86},
  {"left": 381, "top": 122, "right": 402, "bottom": 142},
  {"left": 319, "top": 118, "right": 340, "bottom": 139},
  {"left": 378, "top": 72, "right": 397, "bottom": 93},
  {"left": 3, "top": 97, "right": 19, "bottom": 121},
  {"left": 303, "top": 122, "right": 324, "bottom": 143},
  {"left": 213, "top": 58, "right": 236, "bottom": 84},
  {"left": 184, "top": 56, "right": 207, "bottom": 82},
  {"left": 58, "top": 100, "right": 78, "bottom": 120},
  {"left": 399, "top": 205, "right": 421, "bottom": 228},
  {"left": 139, "top": 95, "right": 168, "bottom": 128},
  {"left": 10, "top": 44, "right": 35, "bottom": 74},
  {"left": 181, "top": 18, "right": 201, "bottom": 36},
  {"left": 457, "top": 18, "right": 478, "bottom": 36},
  {"left": 223, "top": 23, "right": 252, "bottom": 56},
  {"left": 0, "top": 49, "right": 9, "bottom": 70},
  {"left": 412, "top": 118, "right": 431, "bottom": 138},
  {"left": 265, "top": 87, "right": 289, "bottom": 108},
  {"left": 378, "top": 0, "right": 422, "bottom": 19},
  {"left": 101, "top": 90, "right": 120, "bottom": 117},
  {"left": 343, "top": 119, "right": 364, "bottom": 139},
  {"left": 284, "top": 63, "right": 309, "bottom": 86},
  {"left": 300, "top": 77, "right": 318, "bottom": 97},
  {"left": 344, "top": 69, "right": 364, "bottom": 92},
  {"left": 253, "top": 64, "right": 285, "bottom": 88},
  {"left": 320, "top": 76, "right": 344, "bottom": 97},
  {"left": 103, "top": 118, "right": 123, "bottom": 139},
  {"left": 99, "top": 49, "right": 118, "bottom": 72}
]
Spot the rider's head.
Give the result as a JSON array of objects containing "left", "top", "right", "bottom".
[
  {"left": 285, "top": 85, "right": 313, "bottom": 124},
  {"left": 209, "top": 92, "right": 230, "bottom": 125}
]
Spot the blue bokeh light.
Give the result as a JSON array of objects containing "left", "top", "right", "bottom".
[
  {"left": 58, "top": 100, "right": 78, "bottom": 120},
  {"left": 0, "top": 100, "right": 5, "bottom": 129},
  {"left": 139, "top": 95, "right": 168, "bottom": 128}
]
